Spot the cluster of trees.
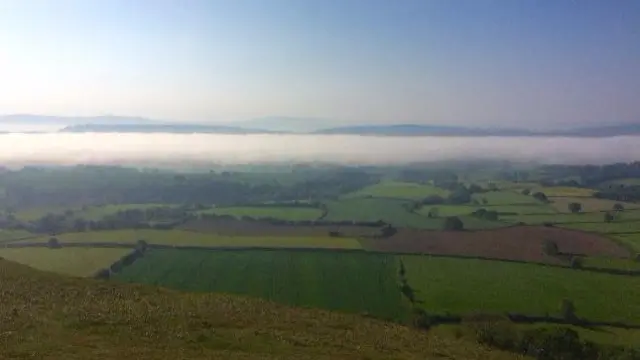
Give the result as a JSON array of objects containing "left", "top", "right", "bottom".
[
  {"left": 595, "top": 186, "right": 640, "bottom": 202},
  {"left": 94, "top": 240, "right": 148, "bottom": 280},
  {"left": 471, "top": 208, "right": 499, "bottom": 221},
  {"left": 0, "top": 166, "right": 379, "bottom": 210},
  {"left": 542, "top": 162, "right": 640, "bottom": 186},
  {"left": 2, "top": 206, "right": 197, "bottom": 234},
  {"left": 475, "top": 321, "right": 640, "bottom": 360}
]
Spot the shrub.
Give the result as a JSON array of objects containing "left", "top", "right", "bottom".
[
  {"left": 47, "top": 237, "right": 61, "bottom": 249},
  {"left": 560, "top": 299, "right": 578, "bottom": 323},
  {"left": 422, "top": 195, "right": 445, "bottom": 205},
  {"left": 443, "top": 216, "right": 464, "bottom": 231},
  {"left": 543, "top": 239, "right": 559, "bottom": 256},
  {"left": 570, "top": 256, "right": 583, "bottom": 269},
  {"left": 93, "top": 268, "right": 111, "bottom": 280},
  {"left": 604, "top": 212, "right": 614, "bottom": 223},
  {"left": 568, "top": 202, "right": 582, "bottom": 213},
  {"left": 521, "top": 188, "right": 531, "bottom": 195},
  {"left": 532, "top": 192, "right": 548, "bottom": 202}
]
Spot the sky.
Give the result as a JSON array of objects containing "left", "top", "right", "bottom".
[{"left": 0, "top": 0, "right": 638, "bottom": 129}]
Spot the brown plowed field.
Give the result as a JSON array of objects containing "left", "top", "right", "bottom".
[
  {"left": 362, "top": 226, "right": 630, "bottom": 264},
  {"left": 179, "top": 219, "right": 380, "bottom": 237}
]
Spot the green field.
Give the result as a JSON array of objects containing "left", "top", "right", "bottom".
[
  {"left": 582, "top": 256, "right": 640, "bottom": 271},
  {"left": 0, "top": 229, "right": 34, "bottom": 242},
  {"left": 0, "top": 247, "right": 128, "bottom": 276},
  {"left": 325, "top": 198, "right": 443, "bottom": 228},
  {"left": 530, "top": 186, "right": 595, "bottom": 197},
  {"left": 26, "top": 230, "right": 363, "bottom": 249},
  {"left": 13, "top": 203, "right": 172, "bottom": 221},
  {"left": 504, "top": 209, "right": 640, "bottom": 225},
  {"left": 612, "top": 234, "right": 640, "bottom": 252},
  {"left": 419, "top": 204, "right": 555, "bottom": 217},
  {"left": 560, "top": 221, "right": 640, "bottom": 234},
  {"left": 115, "top": 249, "right": 408, "bottom": 321},
  {"left": 401, "top": 255, "right": 640, "bottom": 324},
  {"left": 549, "top": 197, "right": 640, "bottom": 213},
  {"left": 199, "top": 206, "right": 322, "bottom": 221},
  {"left": 472, "top": 191, "right": 540, "bottom": 205},
  {"left": 77, "top": 204, "right": 174, "bottom": 220},
  {"left": 600, "top": 178, "right": 640, "bottom": 187},
  {"left": 325, "top": 198, "right": 508, "bottom": 230},
  {"left": 344, "top": 181, "right": 449, "bottom": 200}
]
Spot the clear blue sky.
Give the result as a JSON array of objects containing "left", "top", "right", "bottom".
[{"left": 0, "top": 0, "right": 638, "bottom": 129}]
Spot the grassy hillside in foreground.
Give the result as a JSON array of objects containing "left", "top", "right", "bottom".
[
  {"left": 114, "top": 249, "right": 407, "bottom": 322},
  {"left": 0, "top": 259, "right": 523, "bottom": 360}
]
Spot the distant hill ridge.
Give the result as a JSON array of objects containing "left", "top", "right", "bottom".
[{"left": 2, "top": 114, "right": 640, "bottom": 137}]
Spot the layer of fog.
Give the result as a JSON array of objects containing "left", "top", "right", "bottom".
[{"left": 0, "top": 133, "right": 639, "bottom": 167}]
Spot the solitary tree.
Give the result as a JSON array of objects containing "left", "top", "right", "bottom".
[
  {"left": 468, "top": 184, "right": 483, "bottom": 194},
  {"left": 560, "top": 299, "right": 578, "bottom": 322},
  {"left": 543, "top": 239, "right": 559, "bottom": 256},
  {"left": 532, "top": 192, "right": 548, "bottom": 202},
  {"left": 428, "top": 207, "right": 439, "bottom": 218},
  {"left": 443, "top": 216, "right": 464, "bottom": 231},
  {"left": 568, "top": 202, "right": 582, "bottom": 213},
  {"left": 604, "top": 212, "right": 614, "bottom": 223},
  {"left": 613, "top": 203, "right": 625, "bottom": 212},
  {"left": 570, "top": 256, "right": 583, "bottom": 269},
  {"left": 47, "top": 237, "right": 61, "bottom": 249},
  {"left": 399, "top": 260, "right": 406, "bottom": 279},
  {"left": 521, "top": 188, "right": 531, "bottom": 195}
]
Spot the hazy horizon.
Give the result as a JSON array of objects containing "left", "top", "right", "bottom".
[
  {"left": 1, "top": 133, "right": 640, "bottom": 167},
  {"left": 1, "top": 1, "right": 638, "bottom": 129}
]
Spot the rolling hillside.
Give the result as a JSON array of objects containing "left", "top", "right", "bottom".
[{"left": 0, "top": 258, "right": 522, "bottom": 360}]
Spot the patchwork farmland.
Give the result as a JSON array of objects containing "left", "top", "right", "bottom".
[{"left": 3, "top": 163, "right": 640, "bottom": 358}]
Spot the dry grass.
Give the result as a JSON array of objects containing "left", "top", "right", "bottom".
[{"left": 0, "top": 259, "right": 523, "bottom": 360}]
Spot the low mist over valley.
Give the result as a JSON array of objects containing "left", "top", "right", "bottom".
[{"left": 1, "top": 133, "right": 640, "bottom": 167}]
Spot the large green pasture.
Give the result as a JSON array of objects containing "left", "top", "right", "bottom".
[
  {"left": 472, "top": 191, "right": 540, "bottom": 205},
  {"left": 0, "top": 247, "right": 128, "bottom": 277},
  {"left": 115, "top": 249, "right": 408, "bottom": 321},
  {"left": 324, "top": 198, "right": 505, "bottom": 229},
  {"left": 343, "top": 181, "right": 449, "bottom": 200},
  {"left": 26, "top": 230, "right": 362, "bottom": 249},
  {"left": 401, "top": 255, "right": 640, "bottom": 324},
  {"left": 325, "top": 198, "right": 442, "bottom": 228},
  {"left": 199, "top": 206, "right": 322, "bottom": 221}
]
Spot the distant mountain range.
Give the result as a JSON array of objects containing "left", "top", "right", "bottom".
[{"left": 2, "top": 114, "right": 640, "bottom": 137}]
